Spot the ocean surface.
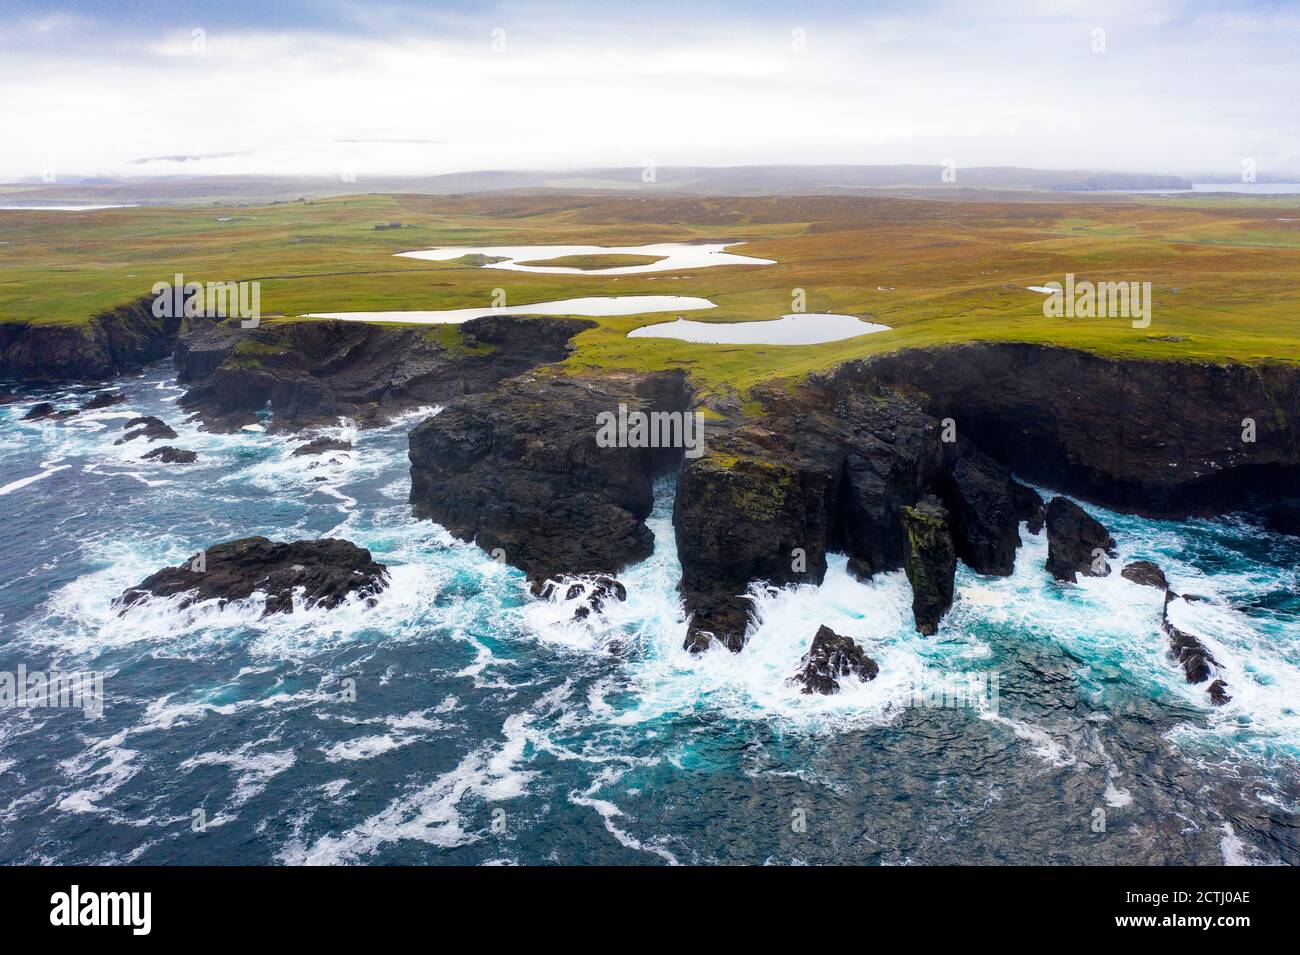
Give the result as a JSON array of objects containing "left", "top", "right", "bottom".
[{"left": 0, "top": 363, "right": 1297, "bottom": 865}]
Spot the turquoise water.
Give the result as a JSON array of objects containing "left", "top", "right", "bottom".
[{"left": 0, "top": 364, "right": 1296, "bottom": 864}]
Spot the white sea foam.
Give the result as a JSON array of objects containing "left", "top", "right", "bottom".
[
  {"left": 524, "top": 486, "right": 994, "bottom": 734},
  {"left": 281, "top": 683, "right": 570, "bottom": 863},
  {"left": 1219, "top": 823, "right": 1255, "bottom": 865},
  {"left": 180, "top": 746, "right": 296, "bottom": 807},
  {"left": 0, "top": 462, "right": 70, "bottom": 495},
  {"left": 569, "top": 767, "right": 679, "bottom": 864}
]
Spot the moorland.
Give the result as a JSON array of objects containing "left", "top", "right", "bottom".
[{"left": 3, "top": 191, "right": 1300, "bottom": 404}]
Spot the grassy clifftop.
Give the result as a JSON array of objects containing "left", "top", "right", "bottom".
[{"left": 2, "top": 191, "right": 1299, "bottom": 395}]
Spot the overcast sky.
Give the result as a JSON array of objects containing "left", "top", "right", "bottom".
[{"left": 1, "top": 0, "right": 1297, "bottom": 182}]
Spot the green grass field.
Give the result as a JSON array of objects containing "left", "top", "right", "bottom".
[
  {"left": 512, "top": 253, "right": 666, "bottom": 270},
  {"left": 3, "top": 191, "right": 1299, "bottom": 398}
]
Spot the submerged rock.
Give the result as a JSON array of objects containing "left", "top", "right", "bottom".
[
  {"left": 790, "top": 625, "right": 879, "bottom": 695},
  {"left": 1044, "top": 496, "right": 1117, "bottom": 582},
  {"left": 22, "top": 402, "right": 58, "bottom": 420},
  {"left": 901, "top": 497, "right": 957, "bottom": 636},
  {"left": 292, "top": 437, "right": 353, "bottom": 457},
  {"left": 1208, "top": 679, "right": 1232, "bottom": 706},
  {"left": 1166, "top": 623, "right": 1216, "bottom": 683},
  {"left": 1121, "top": 560, "right": 1169, "bottom": 590},
  {"left": 81, "top": 390, "right": 126, "bottom": 411},
  {"left": 566, "top": 575, "right": 628, "bottom": 621},
  {"left": 115, "top": 415, "right": 178, "bottom": 444},
  {"left": 1161, "top": 592, "right": 1220, "bottom": 685},
  {"left": 117, "top": 536, "right": 388, "bottom": 615},
  {"left": 142, "top": 446, "right": 198, "bottom": 464}
]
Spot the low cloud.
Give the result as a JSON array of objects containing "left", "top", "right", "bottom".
[{"left": 1, "top": 0, "right": 1297, "bottom": 182}]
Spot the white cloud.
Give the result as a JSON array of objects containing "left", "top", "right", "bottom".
[{"left": 1, "top": 2, "right": 1297, "bottom": 181}]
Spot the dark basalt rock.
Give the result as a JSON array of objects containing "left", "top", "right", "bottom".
[
  {"left": 177, "top": 314, "right": 594, "bottom": 432},
  {"left": 1011, "top": 479, "right": 1046, "bottom": 535},
  {"left": 857, "top": 343, "right": 1300, "bottom": 522},
  {"left": 1044, "top": 496, "right": 1117, "bottom": 582},
  {"left": 0, "top": 296, "right": 181, "bottom": 383},
  {"left": 22, "top": 402, "right": 58, "bottom": 420},
  {"left": 675, "top": 369, "right": 949, "bottom": 653},
  {"left": 1161, "top": 592, "right": 1220, "bottom": 685},
  {"left": 566, "top": 575, "right": 628, "bottom": 621},
  {"left": 142, "top": 446, "right": 198, "bottom": 464},
  {"left": 790, "top": 625, "right": 879, "bottom": 695},
  {"left": 115, "top": 415, "right": 178, "bottom": 444},
  {"left": 410, "top": 370, "right": 691, "bottom": 588},
  {"left": 1166, "top": 624, "right": 1216, "bottom": 683},
  {"left": 117, "top": 536, "right": 387, "bottom": 615},
  {"left": 901, "top": 496, "right": 957, "bottom": 636},
  {"left": 292, "top": 437, "right": 353, "bottom": 457},
  {"left": 1208, "top": 679, "right": 1232, "bottom": 706},
  {"left": 81, "top": 391, "right": 126, "bottom": 411},
  {"left": 941, "top": 450, "right": 1035, "bottom": 575},
  {"left": 1121, "top": 560, "right": 1169, "bottom": 590}
]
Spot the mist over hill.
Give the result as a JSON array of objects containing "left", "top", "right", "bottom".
[{"left": 0, "top": 164, "right": 1197, "bottom": 205}]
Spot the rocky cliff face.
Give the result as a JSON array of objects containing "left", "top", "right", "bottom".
[
  {"left": 860, "top": 343, "right": 1300, "bottom": 518},
  {"left": 901, "top": 497, "right": 957, "bottom": 635},
  {"left": 409, "top": 369, "right": 692, "bottom": 587},
  {"left": 674, "top": 372, "right": 953, "bottom": 651},
  {"left": 0, "top": 297, "right": 180, "bottom": 382},
  {"left": 176, "top": 314, "right": 594, "bottom": 431},
  {"left": 410, "top": 342, "right": 1300, "bottom": 655}
]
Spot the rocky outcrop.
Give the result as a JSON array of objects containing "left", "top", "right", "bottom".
[
  {"left": 409, "top": 370, "right": 691, "bottom": 587},
  {"left": 941, "top": 449, "right": 1040, "bottom": 575},
  {"left": 901, "top": 497, "right": 957, "bottom": 635},
  {"left": 556, "top": 576, "right": 628, "bottom": 621},
  {"left": 292, "top": 437, "right": 352, "bottom": 457},
  {"left": 858, "top": 343, "right": 1300, "bottom": 520},
  {"left": 675, "top": 369, "right": 949, "bottom": 652},
  {"left": 81, "top": 391, "right": 126, "bottom": 411},
  {"left": 0, "top": 297, "right": 181, "bottom": 382},
  {"left": 1011, "top": 480, "right": 1046, "bottom": 534},
  {"left": 22, "top": 402, "right": 59, "bottom": 421},
  {"left": 117, "top": 536, "right": 387, "bottom": 615},
  {"left": 790, "top": 625, "right": 879, "bottom": 694},
  {"left": 1044, "top": 496, "right": 1116, "bottom": 582},
  {"left": 1121, "top": 560, "right": 1168, "bottom": 590},
  {"left": 115, "top": 415, "right": 178, "bottom": 444},
  {"left": 142, "top": 446, "right": 197, "bottom": 464},
  {"left": 177, "top": 314, "right": 594, "bottom": 431},
  {"left": 1208, "top": 679, "right": 1232, "bottom": 706},
  {"left": 1161, "top": 592, "right": 1228, "bottom": 703}
]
